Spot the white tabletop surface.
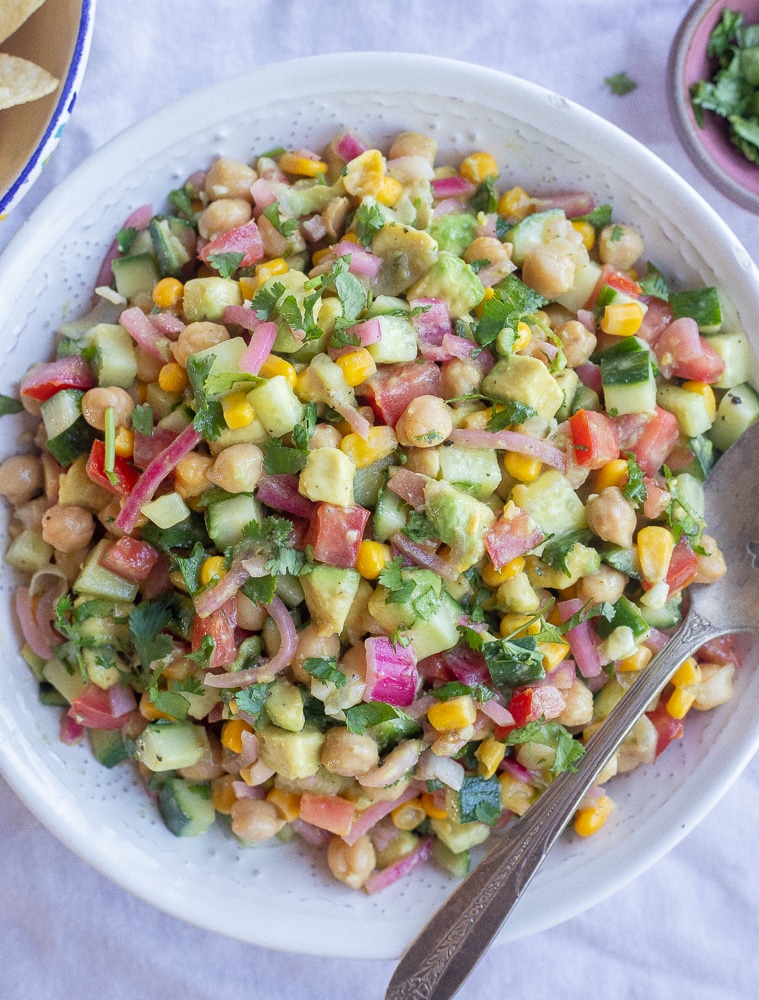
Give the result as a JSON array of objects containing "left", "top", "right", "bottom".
[{"left": 1, "top": 2, "right": 758, "bottom": 998}]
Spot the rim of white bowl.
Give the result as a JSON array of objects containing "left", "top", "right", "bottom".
[
  {"left": 1, "top": 52, "right": 759, "bottom": 959},
  {"left": 0, "top": 0, "right": 97, "bottom": 217}
]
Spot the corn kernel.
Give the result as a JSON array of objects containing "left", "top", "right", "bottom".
[
  {"left": 637, "top": 525, "right": 675, "bottom": 584},
  {"left": 211, "top": 774, "right": 238, "bottom": 814},
  {"left": 666, "top": 685, "right": 696, "bottom": 720},
  {"left": 114, "top": 426, "right": 134, "bottom": 458},
  {"left": 356, "top": 539, "right": 393, "bottom": 580},
  {"left": 482, "top": 556, "right": 525, "bottom": 587},
  {"left": 459, "top": 152, "right": 498, "bottom": 184},
  {"left": 497, "top": 186, "right": 532, "bottom": 221},
  {"left": 152, "top": 276, "right": 184, "bottom": 309},
  {"left": 266, "top": 787, "right": 302, "bottom": 821},
  {"left": 572, "top": 219, "right": 596, "bottom": 251},
  {"left": 391, "top": 798, "right": 427, "bottom": 830},
  {"left": 221, "top": 718, "right": 254, "bottom": 754},
  {"left": 258, "top": 354, "right": 297, "bottom": 386},
  {"left": 600, "top": 301, "right": 644, "bottom": 337},
  {"left": 278, "top": 152, "right": 328, "bottom": 177},
  {"left": 681, "top": 380, "right": 717, "bottom": 421},
  {"left": 200, "top": 555, "right": 226, "bottom": 587},
  {"left": 255, "top": 256, "right": 289, "bottom": 279},
  {"left": 672, "top": 656, "right": 702, "bottom": 689},
  {"left": 499, "top": 613, "right": 541, "bottom": 638},
  {"left": 538, "top": 640, "right": 570, "bottom": 672},
  {"left": 340, "top": 424, "right": 397, "bottom": 469},
  {"left": 476, "top": 736, "right": 506, "bottom": 779},
  {"left": 513, "top": 321, "right": 533, "bottom": 352},
  {"left": 157, "top": 362, "right": 189, "bottom": 393},
  {"left": 595, "top": 458, "right": 629, "bottom": 492},
  {"left": 310, "top": 247, "right": 332, "bottom": 267},
  {"left": 427, "top": 695, "right": 478, "bottom": 732},
  {"left": 420, "top": 791, "right": 448, "bottom": 820},
  {"left": 617, "top": 645, "right": 653, "bottom": 673},
  {"left": 573, "top": 793, "right": 615, "bottom": 837},
  {"left": 503, "top": 450, "right": 542, "bottom": 483},
  {"left": 238, "top": 275, "right": 258, "bottom": 300},
  {"left": 377, "top": 176, "right": 404, "bottom": 207},
  {"left": 222, "top": 390, "right": 256, "bottom": 429},
  {"left": 334, "top": 347, "right": 377, "bottom": 387},
  {"left": 499, "top": 773, "right": 537, "bottom": 816}
]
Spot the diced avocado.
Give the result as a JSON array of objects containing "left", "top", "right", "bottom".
[
  {"left": 554, "top": 368, "right": 581, "bottom": 423},
  {"left": 205, "top": 493, "right": 263, "bottom": 548},
  {"left": 505, "top": 209, "right": 565, "bottom": 267},
  {"left": 134, "top": 720, "right": 210, "bottom": 772},
  {"left": 207, "top": 419, "right": 268, "bottom": 452},
  {"left": 656, "top": 384, "right": 713, "bottom": 437},
  {"left": 281, "top": 179, "right": 341, "bottom": 217},
  {"left": 89, "top": 323, "right": 138, "bottom": 388},
  {"left": 257, "top": 723, "right": 325, "bottom": 780},
  {"left": 368, "top": 568, "right": 444, "bottom": 631},
  {"left": 111, "top": 253, "right": 160, "bottom": 299},
  {"left": 705, "top": 330, "right": 751, "bottom": 389},
  {"left": 423, "top": 479, "right": 495, "bottom": 571},
  {"left": 158, "top": 778, "right": 216, "bottom": 837},
  {"left": 511, "top": 470, "right": 586, "bottom": 541},
  {"left": 248, "top": 375, "right": 304, "bottom": 437},
  {"left": 370, "top": 222, "right": 440, "bottom": 296},
  {"left": 5, "top": 529, "right": 53, "bottom": 574},
  {"left": 299, "top": 446, "right": 356, "bottom": 507},
  {"left": 82, "top": 647, "right": 122, "bottom": 690},
  {"left": 373, "top": 484, "right": 410, "bottom": 542},
  {"left": 555, "top": 260, "right": 602, "bottom": 314},
  {"left": 73, "top": 539, "right": 140, "bottom": 602},
  {"left": 709, "top": 382, "right": 759, "bottom": 451},
  {"left": 265, "top": 678, "right": 305, "bottom": 732},
  {"left": 301, "top": 564, "right": 361, "bottom": 636},
  {"left": 406, "top": 251, "right": 484, "bottom": 319},
  {"left": 495, "top": 571, "right": 541, "bottom": 614},
  {"left": 438, "top": 446, "right": 501, "bottom": 501},
  {"left": 429, "top": 816, "right": 491, "bottom": 854},
  {"left": 525, "top": 543, "right": 601, "bottom": 590},
  {"left": 429, "top": 213, "right": 478, "bottom": 256},
  {"left": 481, "top": 355, "right": 563, "bottom": 421},
  {"left": 182, "top": 277, "right": 242, "bottom": 322},
  {"left": 401, "top": 590, "right": 465, "bottom": 660},
  {"left": 368, "top": 314, "right": 418, "bottom": 364}
]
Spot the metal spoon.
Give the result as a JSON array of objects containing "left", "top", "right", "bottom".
[{"left": 386, "top": 418, "right": 759, "bottom": 1000}]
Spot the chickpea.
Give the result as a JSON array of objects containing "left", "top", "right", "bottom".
[
  {"left": 174, "top": 452, "right": 214, "bottom": 499},
  {"left": 693, "top": 532, "right": 727, "bottom": 584},
  {"left": 308, "top": 422, "right": 343, "bottom": 450},
  {"left": 521, "top": 244, "right": 576, "bottom": 299},
  {"left": 198, "top": 197, "right": 252, "bottom": 241},
  {"left": 556, "top": 678, "right": 594, "bottom": 729},
  {"left": 81, "top": 387, "right": 135, "bottom": 431},
  {"left": 135, "top": 346, "right": 164, "bottom": 383},
  {"left": 0, "top": 454, "right": 43, "bottom": 506},
  {"left": 463, "top": 236, "right": 512, "bottom": 267},
  {"left": 576, "top": 563, "right": 628, "bottom": 605},
  {"left": 403, "top": 446, "right": 441, "bottom": 478},
  {"left": 13, "top": 496, "right": 47, "bottom": 532},
  {"left": 440, "top": 357, "right": 484, "bottom": 400},
  {"left": 204, "top": 157, "right": 257, "bottom": 202},
  {"left": 395, "top": 395, "right": 454, "bottom": 448},
  {"left": 206, "top": 443, "right": 263, "bottom": 493},
  {"left": 290, "top": 622, "right": 341, "bottom": 684},
  {"left": 235, "top": 590, "right": 268, "bottom": 632},
  {"left": 585, "top": 487, "right": 637, "bottom": 548},
  {"left": 230, "top": 799, "right": 286, "bottom": 842},
  {"left": 597, "top": 223, "right": 644, "bottom": 271},
  {"left": 321, "top": 727, "right": 379, "bottom": 777},
  {"left": 388, "top": 131, "right": 437, "bottom": 164},
  {"left": 327, "top": 834, "right": 376, "bottom": 890},
  {"left": 179, "top": 731, "right": 225, "bottom": 781},
  {"left": 692, "top": 662, "right": 734, "bottom": 710},
  {"left": 54, "top": 548, "right": 86, "bottom": 584},
  {"left": 41, "top": 503, "right": 95, "bottom": 553},
  {"left": 172, "top": 321, "right": 230, "bottom": 368},
  {"left": 554, "top": 320, "right": 597, "bottom": 368}
]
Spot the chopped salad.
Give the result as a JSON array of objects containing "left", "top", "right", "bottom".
[{"left": 1, "top": 128, "right": 754, "bottom": 893}]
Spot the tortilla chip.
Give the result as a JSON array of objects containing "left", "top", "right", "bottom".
[
  {"left": 0, "top": 0, "right": 46, "bottom": 46},
  {"left": 0, "top": 52, "right": 58, "bottom": 110}
]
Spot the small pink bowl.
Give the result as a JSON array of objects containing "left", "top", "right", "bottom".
[{"left": 668, "top": 0, "right": 759, "bottom": 212}]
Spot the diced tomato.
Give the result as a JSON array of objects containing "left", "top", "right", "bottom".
[
  {"left": 386, "top": 469, "right": 428, "bottom": 510},
  {"left": 306, "top": 503, "right": 370, "bottom": 568},
  {"left": 568, "top": 409, "right": 619, "bottom": 469},
  {"left": 68, "top": 684, "right": 137, "bottom": 730},
  {"left": 665, "top": 537, "right": 698, "bottom": 595},
  {"left": 695, "top": 635, "right": 740, "bottom": 668},
  {"left": 629, "top": 407, "right": 680, "bottom": 476},
  {"left": 191, "top": 597, "right": 237, "bottom": 668},
  {"left": 20, "top": 356, "right": 96, "bottom": 401},
  {"left": 99, "top": 537, "right": 160, "bottom": 583},
  {"left": 646, "top": 702, "right": 685, "bottom": 758},
  {"left": 613, "top": 411, "right": 650, "bottom": 451},
  {"left": 654, "top": 317, "right": 725, "bottom": 384},
  {"left": 642, "top": 477, "right": 671, "bottom": 520},
  {"left": 505, "top": 685, "right": 566, "bottom": 726},
  {"left": 358, "top": 359, "right": 442, "bottom": 427},
  {"left": 585, "top": 265, "right": 642, "bottom": 309},
  {"left": 299, "top": 792, "right": 356, "bottom": 837},
  {"left": 636, "top": 295, "right": 674, "bottom": 347},
  {"left": 86, "top": 439, "right": 141, "bottom": 496},
  {"left": 198, "top": 219, "right": 265, "bottom": 268},
  {"left": 140, "top": 553, "right": 173, "bottom": 600},
  {"left": 662, "top": 440, "right": 695, "bottom": 472},
  {"left": 672, "top": 337, "right": 725, "bottom": 383},
  {"left": 484, "top": 506, "right": 543, "bottom": 570}
]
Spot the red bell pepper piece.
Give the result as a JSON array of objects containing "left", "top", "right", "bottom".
[
  {"left": 568, "top": 409, "right": 619, "bottom": 469},
  {"left": 505, "top": 685, "right": 566, "bottom": 727},
  {"left": 86, "top": 439, "right": 141, "bottom": 497}
]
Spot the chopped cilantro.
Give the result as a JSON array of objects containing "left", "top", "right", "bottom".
[
  {"left": 486, "top": 400, "right": 536, "bottom": 432},
  {"left": 0, "top": 393, "right": 22, "bottom": 416},
  {"left": 117, "top": 227, "right": 138, "bottom": 254},
  {"left": 129, "top": 596, "right": 175, "bottom": 670},
  {"left": 186, "top": 354, "right": 226, "bottom": 440},
  {"left": 354, "top": 201, "right": 386, "bottom": 247},
  {"left": 503, "top": 720, "right": 545, "bottom": 746},
  {"left": 262, "top": 201, "right": 299, "bottom": 239},
  {"left": 605, "top": 72, "right": 637, "bottom": 96},
  {"left": 345, "top": 701, "right": 413, "bottom": 736},
  {"left": 262, "top": 437, "right": 308, "bottom": 475},
  {"left": 638, "top": 261, "right": 670, "bottom": 300},
  {"left": 186, "top": 634, "right": 216, "bottom": 666},
  {"left": 432, "top": 680, "right": 494, "bottom": 703},
  {"left": 171, "top": 541, "right": 208, "bottom": 597},
  {"left": 483, "top": 636, "right": 546, "bottom": 690},
  {"left": 206, "top": 251, "right": 245, "bottom": 279},
  {"left": 241, "top": 515, "right": 305, "bottom": 576},
  {"left": 470, "top": 175, "right": 499, "bottom": 213},
  {"left": 302, "top": 656, "right": 347, "bottom": 688},
  {"left": 233, "top": 682, "right": 272, "bottom": 716},
  {"left": 541, "top": 529, "right": 592, "bottom": 575},
  {"left": 168, "top": 186, "right": 196, "bottom": 221},
  {"left": 621, "top": 452, "right": 648, "bottom": 507},
  {"left": 551, "top": 726, "right": 586, "bottom": 774},
  {"left": 575, "top": 204, "right": 613, "bottom": 232},
  {"left": 131, "top": 402, "right": 154, "bottom": 436},
  {"left": 249, "top": 280, "right": 287, "bottom": 320},
  {"left": 292, "top": 401, "right": 317, "bottom": 451},
  {"left": 241, "top": 574, "right": 277, "bottom": 605},
  {"left": 401, "top": 511, "right": 440, "bottom": 544}
]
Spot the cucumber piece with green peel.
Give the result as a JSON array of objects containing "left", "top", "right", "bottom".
[
  {"left": 656, "top": 384, "right": 713, "bottom": 437},
  {"left": 205, "top": 493, "right": 263, "bottom": 549},
  {"left": 704, "top": 329, "right": 751, "bottom": 389},
  {"left": 112, "top": 252, "right": 160, "bottom": 299},
  {"left": 373, "top": 485, "right": 409, "bottom": 542},
  {"left": 709, "top": 382, "right": 759, "bottom": 451},
  {"left": 40, "top": 389, "right": 96, "bottom": 466},
  {"left": 669, "top": 286, "right": 722, "bottom": 333},
  {"left": 505, "top": 209, "right": 565, "bottom": 267},
  {"left": 134, "top": 720, "right": 210, "bottom": 772},
  {"left": 158, "top": 778, "right": 216, "bottom": 836}
]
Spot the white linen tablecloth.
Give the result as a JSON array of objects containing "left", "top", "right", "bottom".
[{"left": 1, "top": 2, "right": 758, "bottom": 998}]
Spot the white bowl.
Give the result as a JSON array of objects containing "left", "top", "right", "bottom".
[
  {"left": 0, "top": 0, "right": 96, "bottom": 218},
  {"left": 1, "top": 53, "right": 759, "bottom": 961}
]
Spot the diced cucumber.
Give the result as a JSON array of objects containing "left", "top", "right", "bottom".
[
  {"left": 505, "top": 209, "right": 565, "bottom": 267},
  {"left": 38, "top": 683, "right": 69, "bottom": 707},
  {"left": 274, "top": 573, "right": 305, "bottom": 609},
  {"left": 600, "top": 544, "right": 641, "bottom": 579},
  {"left": 88, "top": 727, "right": 132, "bottom": 768},
  {"left": 709, "top": 382, "right": 759, "bottom": 451},
  {"left": 182, "top": 277, "right": 242, "bottom": 322},
  {"left": 140, "top": 492, "right": 191, "bottom": 529},
  {"left": 248, "top": 375, "right": 304, "bottom": 437},
  {"left": 656, "top": 384, "right": 713, "bottom": 437},
  {"left": 72, "top": 539, "right": 140, "bottom": 602},
  {"left": 353, "top": 456, "right": 394, "bottom": 509},
  {"left": 145, "top": 381, "right": 182, "bottom": 420},
  {"left": 432, "top": 839, "right": 472, "bottom": 878},
  {"left": 429, "top": 816, "right": 490, "bottom": 854},
  {"left": 158, "top": 778, "right": 216, "bottom": 836},
  {"left": 89, "top": 323, "right": 138, "bottom": 388},
  {"left": 682, "top": 434, "right": 715, "bottom": 480},
  {"left": 554, "top": 368, "right": 581, "bottom": 422},
  {"left": 367, "top": 314, "right": 418, "bottom": 364},
  {"left": 133, "top": 720, "right": 210, "bottom": 772},
  {"left": 555, "top": 260, "right": 602, "bottom": 314},
  {"left": 670, "top": 472, "right": 705, "bottom": 519},
  {"left": 150, "top": 217, "right": 191, "bottom": 278},
  {"left": 594, "top": 595, "right": 650, "bottom": 642},
  {"left": 367, "top": 713, "right": 423, "bottom": 753},
  {"left": 401, "top": 590, "right": 463, "bottom": 660},
  {"left": 438, "top": 446, "right": 501, "bottom": 501},
  {"left": 192, "top": 335, "right": 249, "bottom": 377},
  {"left": 205, "top": 493, "right": 262, "bottom": 549},
  {"left": 373, "top": 485, "right": 409, "bottom": 542},
  {"left": 570, "top": 383, "right": 602, "bottom": 414},
  {"left": 42, "top": 658, "right": 88, "bottom": 704},
  {"left": 602, "top": 349, "right": 657, "bottom": 416},
  {"left": 40, "top": 389, "right": 96, "bottom": 466},
  {"left": 112, "top": 253, "right": 160, "bottom": 299},
  {"left": 593, "top": 284, "right": 649, "bottom": 321},
  {"left": 368, "top": 568, "right": 444, "bottom": 631},
  {"left": 705, "top": 330, "right": 751, "bottom": 389},
  {"left": 639, "top": 591, "right": 683, "bottom": 629},
  {"left": 669, "top": 286, "right": 722, "bottom": 333},
  {"left": 446, "top": 774, "right": 502, "bottom": 825},
  {"left": 5, "top": 529, "right": 53, "bottom": 573}
]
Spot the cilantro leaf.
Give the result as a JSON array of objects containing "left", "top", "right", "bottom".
[
  {"left": 168, "top": 186, "right": 197, "bottom": 221},
  {"left": 171, "top": 541, "right": 208, "bottom": 597},
  {"left": 458, "top": 623, "right": 486, "bottom": 652},
  {"left": 551, "top": 726, "right": 586, "bottom": 774},
  {"left": 206, "top": 251, "right": 245, "bottom": 279},
  {"left": 262, "top": 201, "right": 299, "bottom": 238},
  {"left": 240, "top": 574, "right": 277, "bottom": 605},
  {"left": 638, "top": 261, "right": 670, "bottom": 300},
  {"left": 605, "top": 72, "right": 637, "bottom": 96},
  {"left": 354, "top": 201, "right": 386, "bottom": 247},
  {"left": 345, "top": 702, "right": 414, "bottom": 736},
  {"left": 148, "top": 686, "right": 191, "bottom": 721},
  {"left": 503, "top": 720, "right": 545, "bottom": 745},
  {"left": 233, "top": 682, "right": 272, "bottom": 716},
  {"left": 117, "top": 227, "right": 138, "bottom": 254},
  {"left": 470, "top": 175, "right": 499, "bottom": 214},
  {"left": 131, "top": 403, "right": 154, "bottom": 436},
  {"left": 432, "top": 680, "right": 494, "bottom": 702},
  {"left": 186, "top": 634, "right": 216, "bottom": 666},
  {"left": 473, "top": 274, "right": 547, "bottom": 348},
  {"left": 378, "top": 556, "right": 406, "bottom": 592},
  {"left": 249, "top": 280, "right": 287, "bottom": 319},
  {"left": 483, "top": 636, "right": 546, "bottom": 690},
  {"left": 186, "top": 354, "right": 226, "bottom": 440},
  {"left": 302, "top": 656, "right": 347, "bottom": 688},
  {"left": 292, "top": 401, "right": 317, "bottom": 452},
  {"left": 621, "top": 452, "right": 648, "bottom": 508},
  {"left": 0, "top": 393, "right": 23, "bottom": 416},
  {"left": 401, "top": 511, "right": 440, "bottom": 544},
  {"left": 262, "top": 437, "right": 308, "bottom": 475},
  {"left": 486, "top": 400, "right": 536, "bottom": 432},
  {"left": 540, "top": 529, "right": 591, "bottom": 575},
  {"left": 241, "top": 515, "right": 305, "bottom": 577},
  {"left": 129, "top": 597, "right": 175, "bottom": 670},
  {"left": 574, "top": 204, "right": 613, "bottom": 232}
]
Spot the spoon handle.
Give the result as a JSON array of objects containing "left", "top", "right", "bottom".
[{"left": 385, "top": 611, "right": 717, "bottom": 1000}]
